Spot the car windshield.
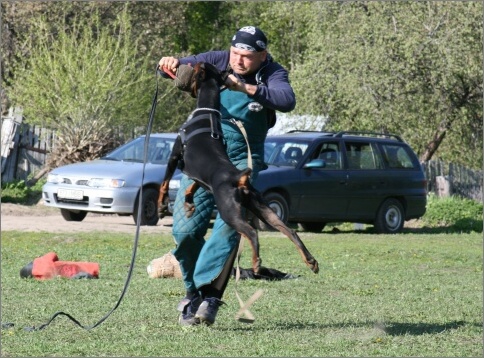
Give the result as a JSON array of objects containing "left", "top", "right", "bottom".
[
  {"left": 264, "top": 137, "right": 309, "bottom": 167},
  {"left": 101, "top": 136, "right": 176, "bottom": 164}
]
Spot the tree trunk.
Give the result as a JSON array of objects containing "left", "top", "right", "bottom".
[{"left": 419, "top": 120, "right": 449, "bottom": 162}]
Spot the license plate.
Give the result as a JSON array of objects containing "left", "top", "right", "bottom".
[{"left": 57, "top": 188, "right": 83, "bottom": 200}]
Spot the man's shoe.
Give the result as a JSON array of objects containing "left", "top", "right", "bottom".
[
  {"left": 195, "top": 298, "right": 225, "bottom": 326},
  {"left": 177, "top": 296, "right": 202, "bottom": 326}
]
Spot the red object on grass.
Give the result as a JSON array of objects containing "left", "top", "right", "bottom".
[{"left": 21, "top": 252, "right": 100, "bottom": 280}]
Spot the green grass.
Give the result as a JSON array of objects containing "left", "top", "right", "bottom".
[{"left": 1, "top": 229, "right": 482, "bottom": 357}]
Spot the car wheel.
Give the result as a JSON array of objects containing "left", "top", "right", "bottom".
[
  {"left": 252, "top": 192, "right": 289, "bottom": 231},
  {"left": 133, "top": 188, "right": 160, "bottom": 226},
  {"left": 374, "top": 198, "right": 404, "bottom": 234},
  {"left": 299, "top": 222, "right": 326, "bottom": 233},
  {"left": 60, "top": 209, "right": 87, "bottom": 222}
]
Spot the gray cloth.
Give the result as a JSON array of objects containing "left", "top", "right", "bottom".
[{"left": 174, "top": 64, "right": 195, "bottom": 92}]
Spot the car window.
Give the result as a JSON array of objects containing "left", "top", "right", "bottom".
[
  {"left": 311, "top": 142, "right": 342, "bottom": 169},
  {"left": 151, "top": 140, "right": 175, "bottom": 164},
  {"left": 104, "top": 137, "right": 175, "bottom": 164},
  {"left": 379, "top": 144, "right": 416, "bottom": 169},
  {"left": 264, "top": 139, "right": 308, "bottom": 167},
  {"left": 344, "top": 141, "right": 382, "bottom": 170}
]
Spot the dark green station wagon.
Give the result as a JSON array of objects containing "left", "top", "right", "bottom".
[{"left": 252, "top": 131, "right": 427, "bottom": 233}]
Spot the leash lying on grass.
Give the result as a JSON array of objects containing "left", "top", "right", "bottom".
[{"left": 21, "top": 68, "right": 175, "bottom": 332}]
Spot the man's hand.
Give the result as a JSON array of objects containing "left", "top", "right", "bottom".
[
  {"left": 158, "top": 56, "right": 180, "bottom": 74},
  {"left": 225, "top": 74, "right": 257, "bottom": 96}
]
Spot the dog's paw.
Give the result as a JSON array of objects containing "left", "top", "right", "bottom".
[
  {"left": 309, "top": 259, "right": 319, "bottom": 274},
  {"left": 158, "top": 205, "right": 169, "bottom": 219},
  {"left": 184, "top": 203, "right": 195, "bottom": 218},
  {"left": 252, "top": 257, "right": 262, "bottom": 276}
]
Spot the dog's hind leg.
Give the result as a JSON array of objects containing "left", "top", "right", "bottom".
[
  {"left": 239, "top": 228, "right": 262, "bottom": 275},
  {"left": 246, "top": 189, "right": 319, "bottom": 274},
  {"left": 218, "top": 203, "right": 262, "bottom": 275},
  {"left": 237, "top": 168, "right": 252, "bottom": 188}
]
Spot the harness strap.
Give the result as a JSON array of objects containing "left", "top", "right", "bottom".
[
  {"left": 179, "top": 110, "right": 223, "bottom": 145},
  {"left": 228, "top": 119, "right": 253, "bottom": 170},
  {"left": 234, "top": 237, "right": 263, "bottom": 323}
]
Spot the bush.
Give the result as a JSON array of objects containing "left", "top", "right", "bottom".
[
  {"left": 1, "top": 178, "right": 45, "bottom": 205},
  {"left": 422, "top": 193, "right": 483, "bottom": 232}
]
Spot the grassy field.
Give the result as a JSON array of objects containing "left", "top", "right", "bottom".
[{"left": 1, "top": 228, "right": 482, "bottom": 357}]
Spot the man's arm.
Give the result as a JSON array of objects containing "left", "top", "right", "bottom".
[{"left": 229, "top": 64, "right": 296, "bottom": 113}]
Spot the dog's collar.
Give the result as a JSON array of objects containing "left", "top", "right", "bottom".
[{"left": 189, "top": 108, "right": 222, "bottom": 118}]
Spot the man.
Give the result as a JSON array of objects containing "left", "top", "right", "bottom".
[{"left": 158, "top": 26, "right": 296, "bottom": 326}]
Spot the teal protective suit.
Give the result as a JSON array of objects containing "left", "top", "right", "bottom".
[{"left": 172, "top": 89, "right": 269, "bottom": 293}]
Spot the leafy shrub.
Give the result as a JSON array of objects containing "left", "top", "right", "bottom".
[
  {"left": 422, "top": 194, "right": 483, "bottom": 232},
  {"left": 1, "top": 178, "right": 46, "bottom": 205}
]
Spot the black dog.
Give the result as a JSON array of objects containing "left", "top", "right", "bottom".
[{"left": 158, "top": 62, "right": 319, "bottom": 275}]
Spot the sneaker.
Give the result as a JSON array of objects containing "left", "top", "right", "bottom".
[
  {"left": 177, "top": 296, "right": 202, "bottom": 326},
  {"left": 195, "top": 298, "right": 225, "bottom": 326}
]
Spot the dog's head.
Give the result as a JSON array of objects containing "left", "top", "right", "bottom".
[{"left": 190, "top": 62, "right": 227, "bottom": 98}]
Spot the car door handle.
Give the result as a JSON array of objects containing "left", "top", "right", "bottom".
[{"left": 340, "top": 174, "right": 349, "bottom": 185}]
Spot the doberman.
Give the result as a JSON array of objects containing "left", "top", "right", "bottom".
[{"left": 158, "top": 62, "right": 319, "bottom": 275}]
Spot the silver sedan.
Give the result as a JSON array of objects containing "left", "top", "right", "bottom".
[{"left": 42, "top": 133, "right": 178, "bottom": 225}]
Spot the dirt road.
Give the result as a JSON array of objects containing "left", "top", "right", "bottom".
[{"left": 1, "top": 202, "right": 173, "bottom": 234}]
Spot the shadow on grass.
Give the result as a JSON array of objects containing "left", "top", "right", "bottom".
[
  {"left": 225, "top": 320, "right": 475, "bottom": 335},
  {"left": 402, "top": 225, "right": 482, "bottom": 234},
  {"left": 315, "top": 222, "right": 482, "bottom": 235},
  {"left": 381, "top": 320, "right": 469, "bottom": 335}
]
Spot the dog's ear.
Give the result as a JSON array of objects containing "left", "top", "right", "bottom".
[
  {"left": 199, "top": 63, "right": 207, "bottom": 81},
  {"left": 190, "top": 63, "right": 206, "bottom": 98},
  {"left": 206, "top": 63, "right": 226, "bottom": 88}
]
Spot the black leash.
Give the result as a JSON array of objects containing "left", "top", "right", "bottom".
[{"left": 24, "top": 68, "right": 163, "bottom": 332}]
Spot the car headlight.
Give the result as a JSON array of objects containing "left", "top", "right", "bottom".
[
  {"left": 47, "top": 173, "right": 60, "bottom": 184},
  {"left": 169, "top": 179, "right": 181, "bottom": 190},
  {"left": 87, "top": 178, "right": 126, "bottom": 188}
]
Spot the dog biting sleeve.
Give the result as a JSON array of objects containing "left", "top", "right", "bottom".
[{"left": 174, "top": 64, "right": 195, "bottom": 92}]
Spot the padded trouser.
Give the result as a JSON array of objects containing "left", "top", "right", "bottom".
[{"left": 172, "top": 174, "right": 241, "bottom": 292}]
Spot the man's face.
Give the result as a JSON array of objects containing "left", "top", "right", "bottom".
[{"left": 229, "top": 46, "right": 267, "bottom": 76}]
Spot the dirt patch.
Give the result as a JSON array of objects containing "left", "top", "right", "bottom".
[{"left": 1, "top": 202, "right": 173, "bottom": 233}]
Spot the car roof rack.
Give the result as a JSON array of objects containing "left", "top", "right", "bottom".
[
  {"left": 333, "top": 131, "right": 404, "bottom": 142},
  {"left": 285, "top": 129, "right": 337, "bottom": 136},
  {"left": 285, "top": 129, "right": 327, "bottom": 133}
]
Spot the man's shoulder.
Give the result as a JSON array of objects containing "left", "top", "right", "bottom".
[
  {"left": 267, "top": 56, "right": 287, "bottom": 71},
  {"left": 260, "top": 59, "right": 288, "bottom": 80}
]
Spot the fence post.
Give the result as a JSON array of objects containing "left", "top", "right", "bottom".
[{"left": 1, "top": 107, "right": 23, "bottom": 181}]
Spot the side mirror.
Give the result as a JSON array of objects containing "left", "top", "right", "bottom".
[{"left": 303, "top": 159, "right": 326, "bottom": 169}]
